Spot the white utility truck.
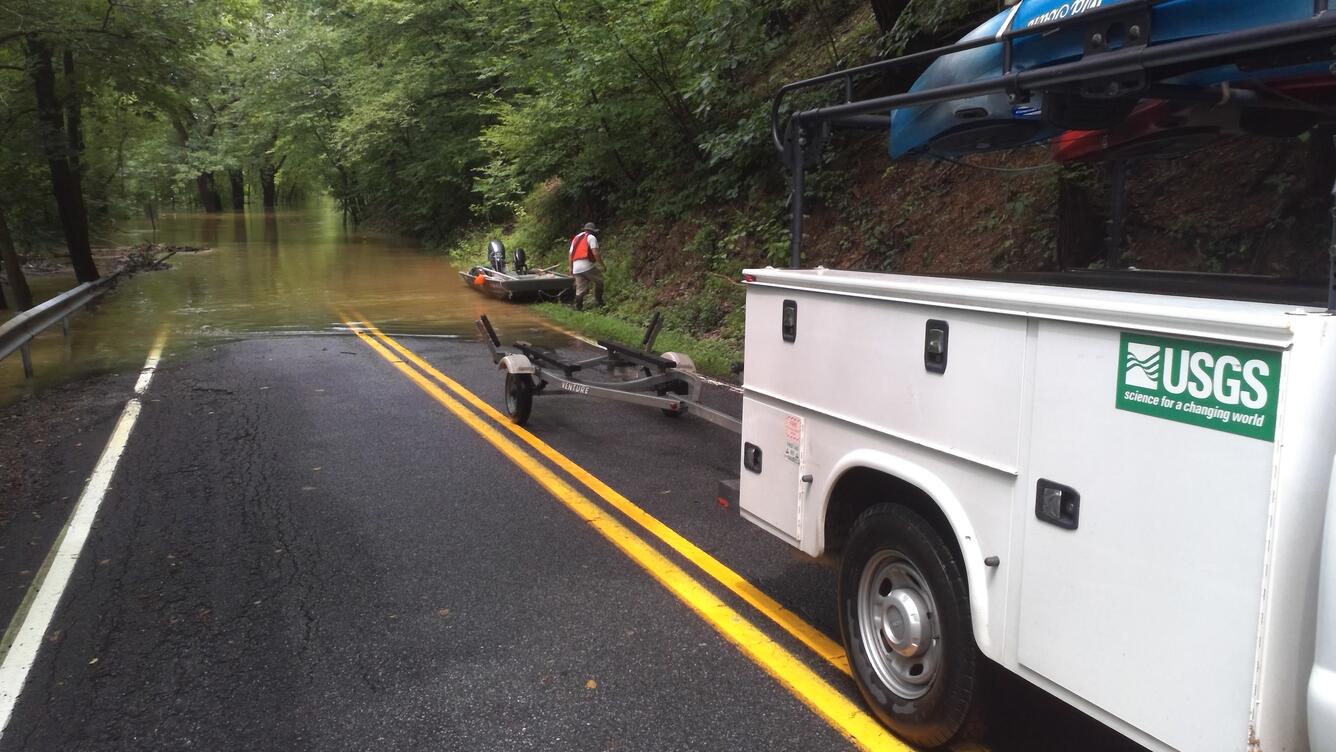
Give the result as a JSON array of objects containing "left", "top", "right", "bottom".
[
  {"left": 740, "top": 270, "right": 1335, "bottom": 751},
  {"left": 746, "top": 4, "right": 1336, "bottom": 751}
]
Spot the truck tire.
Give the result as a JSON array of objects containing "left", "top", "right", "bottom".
[
  {"left": 837, "top": 504, "right": 986, "bottom": 748},
  {"left": 504, "top": 372, "right": 534, "bottom": 425}
]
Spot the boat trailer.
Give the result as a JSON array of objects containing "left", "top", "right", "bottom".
[{"left": 476, "top": 313, "right": 741, "bottom": 434}]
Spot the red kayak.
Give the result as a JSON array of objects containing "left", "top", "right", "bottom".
[{"left": 1053, "top": 76, "right": 1336, "bottom": 162}]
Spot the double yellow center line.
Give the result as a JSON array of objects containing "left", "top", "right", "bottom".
[{"left": 335, "top": 308, "right": 909, "bottom": 752}]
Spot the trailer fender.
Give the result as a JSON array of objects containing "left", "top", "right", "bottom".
[
  {"left": 498, "top": 354, "right": 536, "bottom": 375},
  {"left": 661, "top": 352, "right": 696, "bottom": 372},
  {"left": 821, "top": 449, "right": 996, "bottom": 657},
  {"left": 660, "top": 353, "right": 700, "bottom": 402}
]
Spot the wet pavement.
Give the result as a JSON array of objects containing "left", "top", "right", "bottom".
[{"left": 0, "top": 209, "right": 1148, "bottom": 751}]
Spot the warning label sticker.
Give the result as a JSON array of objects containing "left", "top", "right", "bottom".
[{"left": 785, "top": 416, "right": 802, "bottom": 464}]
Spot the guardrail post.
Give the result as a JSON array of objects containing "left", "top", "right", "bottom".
[
  {"left": 19, "top": 343, "right": 32, "bottom": 379},
  {"left": 61, "top": 316, "right": 69, "bottom": 338}
]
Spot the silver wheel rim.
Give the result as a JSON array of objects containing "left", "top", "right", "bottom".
[
  {"left": 857, "top": 549, "right": 942, "bottom": 700},
  {"left": 505, "top": 375, "right": 520, "bottom": 414}
]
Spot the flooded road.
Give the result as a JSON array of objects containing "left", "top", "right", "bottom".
[
  {"left": 0, "top": 208, "right": 1152, "bottom": 752},
  {"left": 0, "top": 207, "right": 565, "bottom": 405}
]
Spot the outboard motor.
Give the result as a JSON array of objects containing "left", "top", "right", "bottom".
[
  {"left": 513, "top": 248, "right": 528, "bottom": 275},
  {"left": 488, "top": 239, "right": 506, "bottom": 273}
]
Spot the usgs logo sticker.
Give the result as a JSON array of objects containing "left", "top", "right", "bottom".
[{"left": 1116, "top": 333, "right": 1282, "bottom": 442}]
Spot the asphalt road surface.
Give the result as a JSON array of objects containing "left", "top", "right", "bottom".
[{"left": 0, "top": 314, "right": 1148, "bottom": 752}]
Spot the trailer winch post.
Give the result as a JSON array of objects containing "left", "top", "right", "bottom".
[
  {"left": 640, "top": 311, "right": 664, "bottom": 351},
  {"left": 477, "top": 315, "right": 503, "bottom": 363}
]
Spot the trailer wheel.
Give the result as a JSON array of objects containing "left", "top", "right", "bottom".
[
  {"left": 504, "top": 372, "right": 534, "bottom": 425},
  {"left": 838, "top": 504, "right": 985, "bottom": 748}
]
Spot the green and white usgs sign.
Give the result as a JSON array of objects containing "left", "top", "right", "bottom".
[{"left": 1116, "top": 333, "right": 1283, "bottom": 442}]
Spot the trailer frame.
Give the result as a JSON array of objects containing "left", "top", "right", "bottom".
[{"left": 476, "top": 313, "right": 741, "bottom": 434}]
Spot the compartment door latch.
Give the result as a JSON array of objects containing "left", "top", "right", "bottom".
[
  {"left": 924, "top": 319, "right": 949, "bottom": 374},
  {"left": 782, "top": 300, "right": 798, "bottom": 343},
  {"left": 1036, "top": 479, "right": 1081, "bottom": 531},
  {"left": 743, "top": 443, "right": 763, "bottom": 474}
]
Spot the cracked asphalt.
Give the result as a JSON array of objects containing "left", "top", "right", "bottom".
[{"left": 0, "top": 329, "right": 1146, "bottom": 752}]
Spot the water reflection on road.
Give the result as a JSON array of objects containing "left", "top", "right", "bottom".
[{"left": 0, "top": 208, "right": 566, "bottom": 405}]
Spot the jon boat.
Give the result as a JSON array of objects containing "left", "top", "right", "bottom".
[{"left": 458, "top": 266, "right": 575, "bottom": 302}]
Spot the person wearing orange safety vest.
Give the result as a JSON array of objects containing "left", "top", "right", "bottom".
[{"left": 568, "top": 222, "right": 605, "bottom": 311}]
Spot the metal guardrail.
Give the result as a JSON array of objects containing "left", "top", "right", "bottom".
[{"left": 0, "top": 274, "right": 119, "bottom": 378}]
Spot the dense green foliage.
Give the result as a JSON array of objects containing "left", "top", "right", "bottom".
[
  {"left": 1, "top": 0, "right": 248, "bottom": 249},
  {"left": 5, "top": 0, "right": 914, "bottom": 228},
  {"left": 6, "top": 0, "right": 1320, "bottom": 340},
  {"left": 0, "top": 0, "right": 898, "bottom": 246},
  {"left": 2, "top": 0, "right": 914, "bottom": 331}
]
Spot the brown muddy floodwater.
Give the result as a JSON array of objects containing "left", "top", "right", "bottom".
[{"left": 0, "top": 207, "right": 569, "bottom": 406}]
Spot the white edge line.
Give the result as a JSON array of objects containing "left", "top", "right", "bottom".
[
  {"left": 0, "top": 336, "right": 164, "bottom": 738},
  {"left": 134, "top": 336, "right": 166, "bottom": 394}
]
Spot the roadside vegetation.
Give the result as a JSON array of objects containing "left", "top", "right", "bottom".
[
  {"left": 3, "top": 0, "right": 1330, "bottom": 350},
  {"left": 535, "top": 303, "right": 741, "bottom": 379}
]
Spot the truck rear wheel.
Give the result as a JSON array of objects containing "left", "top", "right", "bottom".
[
  {"left": 837, "top": 504, "right": 985, "bottom": 748},
  {"left": 504, "top": 372, "right": 534, "bottom": 425}
]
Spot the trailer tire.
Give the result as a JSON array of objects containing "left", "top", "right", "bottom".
[
  {"left": 838, "top": 503, "right": 986, "bottom": 749},
  {"left": 504, "top": 372, "right": 534, "bottom": 425}
]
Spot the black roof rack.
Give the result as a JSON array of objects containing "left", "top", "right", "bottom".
[{"left": 770, "top": 4, "right": 1336, "bottom": 310}]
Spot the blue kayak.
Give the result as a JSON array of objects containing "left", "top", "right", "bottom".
[{"left": 890, "top": 0, "right": 1327, "bottom": 159}]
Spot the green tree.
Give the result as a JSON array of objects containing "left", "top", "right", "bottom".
[{"left": 1, "top": 0, "right": 255, "bottom": 274}]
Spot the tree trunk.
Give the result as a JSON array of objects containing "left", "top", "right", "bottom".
[
  {"left": 63, "top": 50, "right": 84, "bottom": 178},
  {"left": 26, "top": 37, "right": 98, "bottom": 283},
  {"left": 1055, "top": 164, "right": 1104, "bottom": 270},
  {"left": 0, "top": 201, "right": 33, "bottom": 311},
  {"left": 261, "top": 161, "right": 279, "bottom": 210},
  {"left": 335, "top": 165, "right": 362, "bottom": 224},
  {"left": 228, "top": 168, "right": 245, "bottom": 211},
  {"left": 196, "top": 171, "right": 223, "bottom": 213},
  {"left": 870, "top": 0, "right": 910, "bottom": 34}
]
